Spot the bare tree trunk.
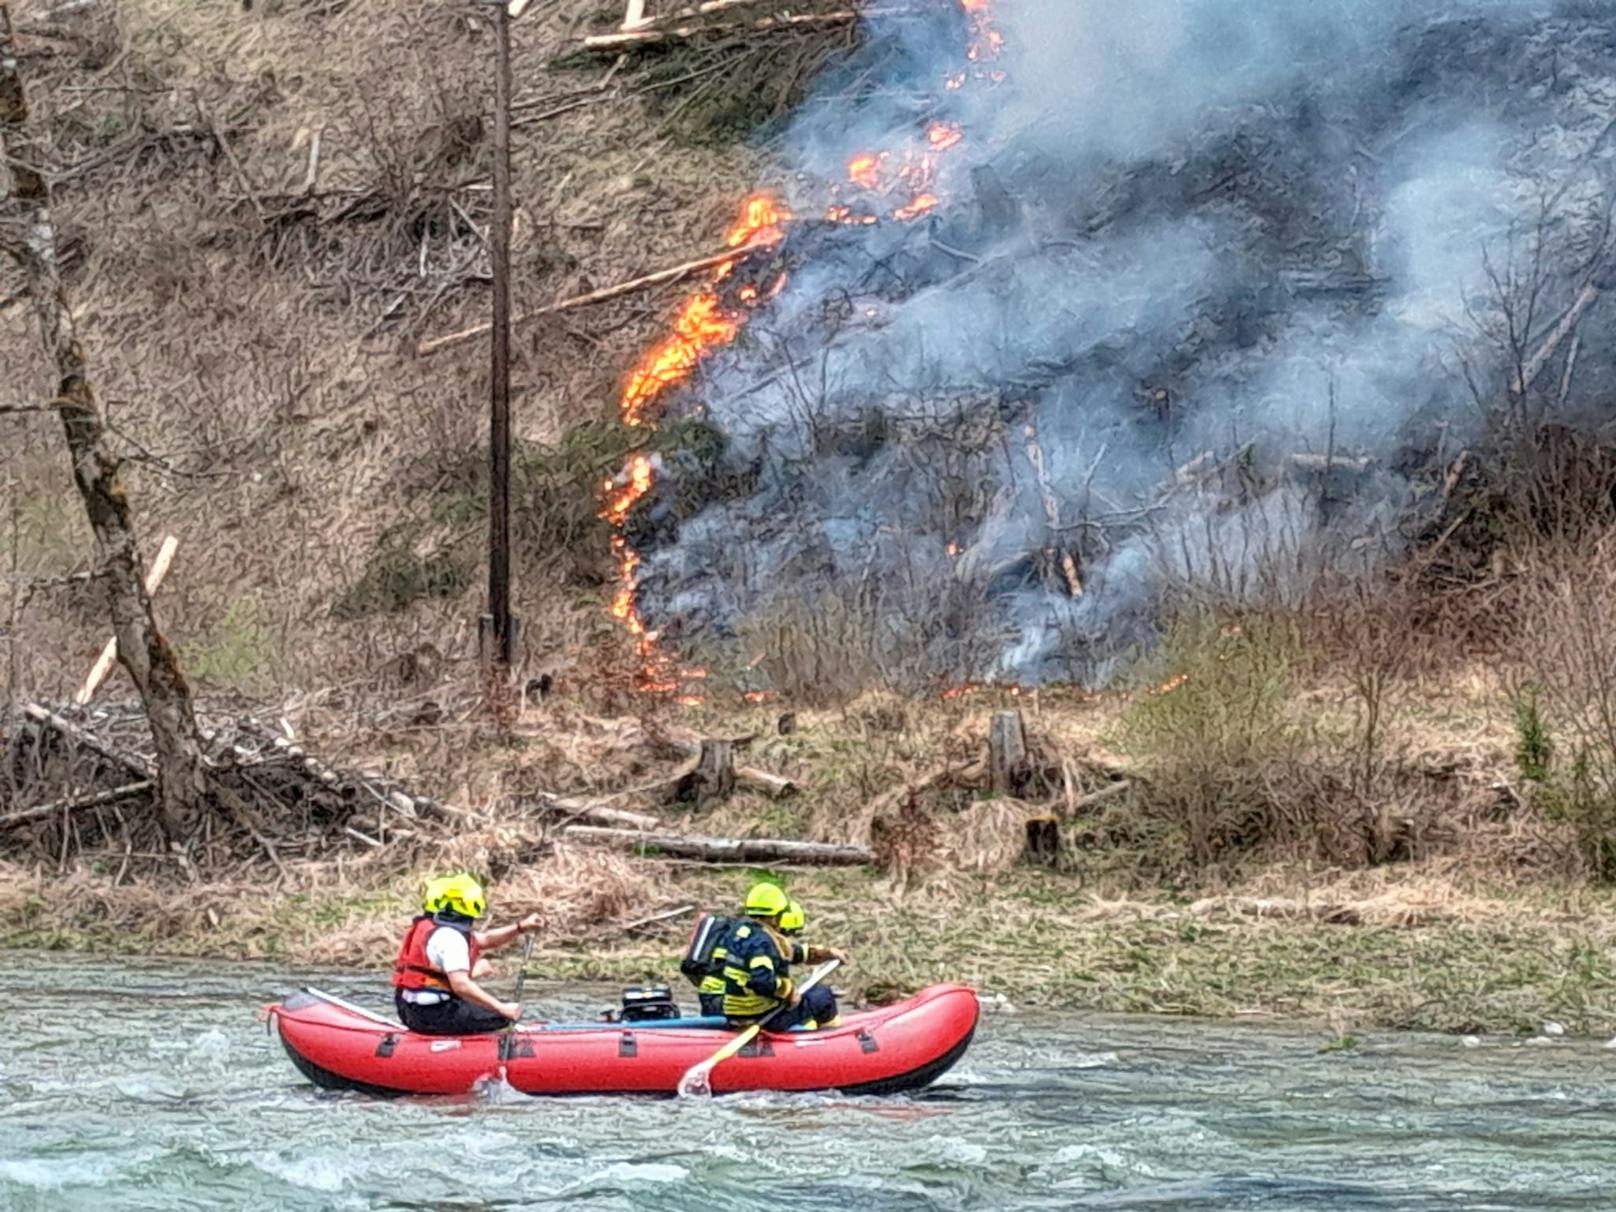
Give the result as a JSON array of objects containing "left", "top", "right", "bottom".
[{"left": 1, "top": 7, "right": 209, "bottom": 839}]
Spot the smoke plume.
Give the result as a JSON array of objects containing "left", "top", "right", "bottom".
[{"left": 635, "top": 0, "right": 1612, "bottom": 687}]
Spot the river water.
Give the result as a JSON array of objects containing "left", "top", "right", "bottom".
[{"left": 3, "top": 952, "right": 1614, "bottom": 1211}]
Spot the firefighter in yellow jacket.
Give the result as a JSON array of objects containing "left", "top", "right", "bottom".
[{"left": 720, "top": 883, "right": 844, "bottom": 1029}]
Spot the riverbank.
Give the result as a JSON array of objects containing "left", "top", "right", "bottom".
[
  {"left": 9, "top": 650, "right": 1616, "bottom": 1037},
  {"left": 6, "top": 856, "right": 1615, "bottom": 1038}
]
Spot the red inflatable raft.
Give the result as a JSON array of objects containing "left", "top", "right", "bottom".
[{"left": 269, "top": 984, "right": 978, "bottom": 1097}]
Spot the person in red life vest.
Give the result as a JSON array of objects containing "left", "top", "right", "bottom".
[{"left": 392, "top": 873, "right": 542, "bottom": 1035}]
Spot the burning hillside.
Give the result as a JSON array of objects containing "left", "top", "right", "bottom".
[{"left": 607, "top": 0, "right": 1616, "bottom": 692}]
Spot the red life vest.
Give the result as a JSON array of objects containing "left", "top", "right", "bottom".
[{"left": 391, "top": 914, "right": 481, "bottom": 991}]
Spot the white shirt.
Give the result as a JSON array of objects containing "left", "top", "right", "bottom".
[{"left": 401, "top": 925, "right": 473, "bottom": 1005}]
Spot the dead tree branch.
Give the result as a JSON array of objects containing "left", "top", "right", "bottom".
[{"left": 416, "top": 241, "right": 772, "bottom": 357}]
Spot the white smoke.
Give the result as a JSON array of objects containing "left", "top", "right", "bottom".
[{"left": 639, "top": 0, "right": 1610, "bottom": 686}]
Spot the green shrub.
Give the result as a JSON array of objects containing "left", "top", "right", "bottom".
[
  {"left": 1513, "top": 687, "right": 1554, "bottom": 783},
  {"left": 1112, "top": 611, "right": 1320, "bottom": 872}
]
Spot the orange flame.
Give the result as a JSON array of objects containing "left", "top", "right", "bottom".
[
  {"left": 893, "top": 194, "right": 941, "bottom": 222},
  {"left": 602, "top": 0, "right": 1007, "bottom": 698},
  {"left": 604, "top": 194, "right": 792, "bottom": 696},
  {"left": 848, "top": 153, "right": 888, "bottom": 191}
]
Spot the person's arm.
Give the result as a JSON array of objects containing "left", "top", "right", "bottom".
[
  {"left": 429, "top": 927, "right": 522, "bottom": 1021},
  {"left": 744, "top": 934, "right": 794, "bottom": 1003},
  {"left": 473, "top": 913, "right": 543, "bottom": 952},
  {"left": 806, "top": 944, "right": 848, "bottom": 965},
  {"left": 446, "top": 969, "right": 521, "bottom": 1021}
]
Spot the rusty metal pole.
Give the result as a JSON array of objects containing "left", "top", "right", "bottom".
[{"left": 480, "top": 0, "right": 519, "bottom": 672}]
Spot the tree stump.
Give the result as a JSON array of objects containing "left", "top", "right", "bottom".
[
  {"left": 671, "top": 739, "right": 736, "bottom": 805},
  {"left": 1024, "top": 815, "right": 1060, "bottom": 867},
  {"left": 989, "top": 710, "right": 1029, "bottom": 798}
]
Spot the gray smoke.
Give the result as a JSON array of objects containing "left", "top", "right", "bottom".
[{"left": 636, "top": 0, "right": 1615, "bottom": 687}]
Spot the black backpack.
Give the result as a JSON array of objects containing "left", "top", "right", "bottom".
[{"left": 679, "top": 913, "right": 734, "bottom": 986}]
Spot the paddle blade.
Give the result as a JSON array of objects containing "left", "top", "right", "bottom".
[{"left": 676, "top": 1061, "right": 714, "bottom": 1098}]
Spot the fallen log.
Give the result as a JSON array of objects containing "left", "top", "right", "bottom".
[
  {"left": 1518, "top": 282, "right": 1601, "bottom": 394},
  {"left": 537, "top": 903, "right": 696, "bottom": 950},
  {"left": 624, "top": 0, "right": 770, "bottom": 30},
  {"left": 0, "top": 780, "right": 153, "bottom": 832},
  {"left": 580, "top": 9, "right": 860, "bottom": 49},
  {"left": 1067, "top": 779, "right": 1131, "bottom": 815},
  {"left": 1187, "top": 896, "right": 1362, "bottom": 926},
  {"left": 566, "top": 825, "right": 876, "bottom": 866},
  {"left": 21, "top": 702, "right": 156, "bottom": 779},
  {"left": 532, "top": 791, "right": 663, "bottom": 831},
  {"left": 1289, "top": 453, "right": 1370, "bottom": 475},
  {"left": 866, "top": 761, "right": 987, "bottom": 819},
  {"left": 415, "top": 242, "right": 773, "bottom": 357}
]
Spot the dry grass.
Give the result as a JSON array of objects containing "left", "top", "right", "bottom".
[{"left": 1, "top": 0, "right": 769, "bottom": 709}]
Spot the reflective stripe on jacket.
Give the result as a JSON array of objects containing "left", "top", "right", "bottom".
[{"left": 720, "top": 920, "right": 794, "bottom": 1018}]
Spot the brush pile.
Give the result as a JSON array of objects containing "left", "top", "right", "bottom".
[{"left": 1, "top": 700, "right": 450, "bottom": 875}]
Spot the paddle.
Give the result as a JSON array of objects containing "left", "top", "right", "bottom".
[
  {"left": 498, "top": 932, "right": 536, "bottom": 1063},
  {"left": 512, "top": 931, "right": 535, "bottom": 1008},
  {"left": 676, "top": 958, "right": 840, "bottom": 1098}
]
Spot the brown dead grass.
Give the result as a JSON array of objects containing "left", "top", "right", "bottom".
[{"left": 1, "top": 0, "right": 768, "bottom": 708}]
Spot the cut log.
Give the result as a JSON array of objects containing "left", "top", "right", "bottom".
[
  {"left": 566, "top": 825, "right": 875, "bottom": 866},
  {"left": 416, "top": 242, "right": 775, "bottom": 357},
  {"left": 989, "top": 709, "right": 1029, "bottom": 798},
  {"left": 1290, "top": 453, "right": 1370, "bottom": 474},
  {"left": 580, "top": 9, "right": 860, "bottom": 50},
  {"left": 660, "top": 735, "right": 797, "bottom": 799},
  {"left": 0, "top": 780, "right": 153, "bottom": 832},
  {"left": 75, "top": 534, "right": 178, "bottom": 705},
  {"left": 532, "top": 791, "right": 663, "bottom": 831}
]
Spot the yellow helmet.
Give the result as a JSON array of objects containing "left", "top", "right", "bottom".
[
  {"left": 743, "top": 881, "right": 789, "bottom": 917},
  {"left": 422, "top": 873, "right": 486, "bottom": 919},
  {"left": 780, "top": 900, "right": 806, "bottom": 935}
]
